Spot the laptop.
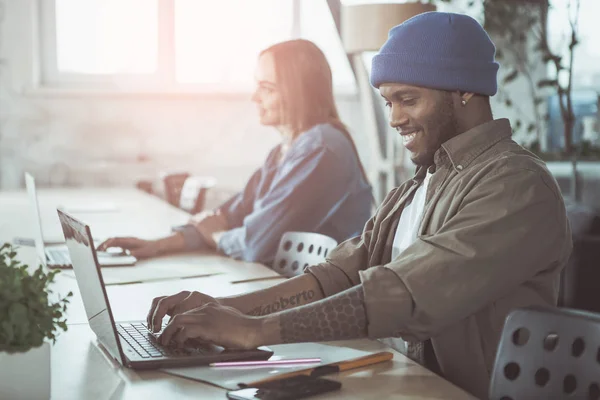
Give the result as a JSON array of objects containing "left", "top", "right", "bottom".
[
  {"left": 56, "top": 209, "right": 273, "bottom": 369},
  {"left": 25, "top": 172, "right": 137, "bottom": 268}
]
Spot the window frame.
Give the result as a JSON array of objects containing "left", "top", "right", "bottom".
[
  {"left": 37, "top": 0, "right": 356, "bottom": 95},
  {"left": 39, "top": 0, "right": 174, "bottom": 90}
]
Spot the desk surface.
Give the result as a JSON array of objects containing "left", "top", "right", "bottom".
[{"left": 0, "top": 188, "right": 474, "bottom": 399}]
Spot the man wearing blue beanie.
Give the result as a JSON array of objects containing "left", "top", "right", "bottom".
[{"left": 144, "top": 12, "right": 572, "bottom": 400}]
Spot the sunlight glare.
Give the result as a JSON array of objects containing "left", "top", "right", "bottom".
[
  {"left": 175, "top": 0, "right": 293, "bottom": 84},
  {"left": 56, "top": 0, "right": 158, "bottom": 74}
]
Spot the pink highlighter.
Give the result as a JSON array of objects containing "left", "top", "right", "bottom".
[{"left": 209, "top": 358, "right": 321, "bottom": 367}]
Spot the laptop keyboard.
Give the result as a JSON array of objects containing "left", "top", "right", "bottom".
[
  {"left": 47, "top": 248, "right": 70, "bottom": 266},
  {"left": 117, "top": 322, "right": 201, "bottom": 359}
]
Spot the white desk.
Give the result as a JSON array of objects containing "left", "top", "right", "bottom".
[{"left": 0, "top": 188, "right": 475, "bottom": 399}]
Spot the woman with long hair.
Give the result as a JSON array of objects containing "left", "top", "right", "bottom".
[{"left": 99, "top": 39, "right": 372, "bottom": 267}]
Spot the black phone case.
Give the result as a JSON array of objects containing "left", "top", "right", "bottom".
[{"left": 226, "top": 375, "right": 342, "bottom": 400}]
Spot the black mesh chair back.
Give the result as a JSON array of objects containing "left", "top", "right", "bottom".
[
  {"left": 273, "top": 232, "right": 338, "bottom": 278},
  {"left": 489, "top": 306, "right": 600, "bottom": 400}
]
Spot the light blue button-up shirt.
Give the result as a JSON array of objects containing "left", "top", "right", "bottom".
[{"left": 175, "top": 123, "right": 372, "bottom": 266}]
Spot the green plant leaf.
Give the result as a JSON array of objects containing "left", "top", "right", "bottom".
[{"left": 0, "top": 242, "right": 71, "bottom": 352}]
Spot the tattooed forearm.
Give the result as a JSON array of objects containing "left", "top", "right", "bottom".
[
  {"left": 278, "top": 285, "right": 367, "bottom": 343},
  {"left": 247, "top": 290, "right": 317, "bottom": 316}
]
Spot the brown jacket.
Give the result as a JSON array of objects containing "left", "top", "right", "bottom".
[{"left": 307, "top": 119, "right": 572, "bottom": 399}]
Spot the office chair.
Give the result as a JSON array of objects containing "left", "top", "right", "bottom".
[
  {"left": 489, "top": 306, "right": 600, "bottom": 400},
  {"left": 163, "top": 173, "right": 216, "bottom": 214},
  {"left": 273, "top": 232, "right": 338, "bottom": 278},
  {"left": 136, "top": 180, "right": 154, "bottom": 195}
]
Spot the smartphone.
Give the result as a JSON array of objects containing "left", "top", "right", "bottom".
[{"left": 226, "top": 375, "right": 342, "bottom": 400}]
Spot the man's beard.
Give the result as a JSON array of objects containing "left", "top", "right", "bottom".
[
  {"left": 413, "top": 94, "right": 459, "bottom": 166},
  {"left": 433, "top": 92, "right": 460, "bottom": 145}
]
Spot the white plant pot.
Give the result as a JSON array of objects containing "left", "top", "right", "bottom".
[{"left": 0, "top": 342, "right": 51, "bottom": 400}]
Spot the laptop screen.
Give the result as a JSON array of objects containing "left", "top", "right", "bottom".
[
  {"left": 57, "top": 209, "right": 126, "bottom": 364},
  {"left": 24, "top": 172, "right": 48, "bottom": 267}
]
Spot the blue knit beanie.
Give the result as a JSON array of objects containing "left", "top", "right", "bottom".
[{"left": 370, "top": 12, "right": 499, "bottom": 96}]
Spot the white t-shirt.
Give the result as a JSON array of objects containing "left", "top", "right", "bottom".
[
  {"left": 380, "top": 171, "right": 433, "bottom": 363},
  {"left": 391, "top": 171, "right": 433, "bottom": 261}
]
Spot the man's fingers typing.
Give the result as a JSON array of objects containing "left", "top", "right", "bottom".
[
  {"left": 172, "top": 326, "right": 193, "bottom": 346},
  {"left": 151, "top": 291, "right": 190, "bottom": 332},
  {"left": 159, "top": 314, "right": 200, "bottom": 345},
  {"left": 147, "top": 296, "right": 166, "bottom": 328},
  {"left": 169, "top": 292, "right": 212, "bottom": 316}
]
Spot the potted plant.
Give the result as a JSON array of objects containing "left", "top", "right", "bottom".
[{"left": 0, "top": 243, "right": 72, "bottom": 400}]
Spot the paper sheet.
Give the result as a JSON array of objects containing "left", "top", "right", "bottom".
[
  {"left": 63, "top": 259, "right": 222, "bottom": 285},
  {"left": 161, "top": 343, "right": 372, "bottom": 389}
]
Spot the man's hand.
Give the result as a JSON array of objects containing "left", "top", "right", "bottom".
[
  {"left": 156, "top": 285, "right": 368, "bottom": 349},
  {"left": 147, "top": 290, "right": 220, "bottom": 332},
  {"left": 97, "top": 237, "right": 159, "bottom": 259},
  {"left": 158, "top": 303, "right": 265, "bottom": 350}
]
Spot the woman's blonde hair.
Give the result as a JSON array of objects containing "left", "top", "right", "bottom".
[{"left": 260, "top": 39, "right": 368, "bottom": 182}]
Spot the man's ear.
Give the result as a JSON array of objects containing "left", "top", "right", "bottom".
[{"left": 458, "top": 91, "right": 475, "bottom": 106}]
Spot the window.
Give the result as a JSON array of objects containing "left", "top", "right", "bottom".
[
  {"left": 300, "top": 0, "right": 356, "bottom": 92},
  {"left": 39, "top": 0, "right": 356, "bottom": 93},
  {"left": 548, "top": 0, "right": 600, "bottom": 90},
  {"left": 175, "top": 0, "right": 293, "bottom": 85},
  {"left": 54, "top": 0, "right": 158, "bottom": 75},
  {"left": 545, "top": 0, "right": 600, "bottom": 150}
]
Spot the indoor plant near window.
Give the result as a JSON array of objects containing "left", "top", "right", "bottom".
[
  {"left": 0, "top": 243, "right": 72, "bottom": 400},
  {"left": 482, "top": 0, "right": 600, "bottom": 313},
  {"left": 480, "top": 0, "right": 597, "bottom": 202}
]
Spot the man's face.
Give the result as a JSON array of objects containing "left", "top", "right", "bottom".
[{"left": 379, "top": 83, "right": 459, "bottom": 166}]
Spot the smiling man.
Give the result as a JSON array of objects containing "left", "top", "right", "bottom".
[{"left": 148, "top": 12, "right": 572, "bottom": 398}]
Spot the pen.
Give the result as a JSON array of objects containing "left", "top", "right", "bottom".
[
  {"left": 106, "top": 273, "right": 223, "bottom": 286},
  {"left": 243, "top": 351, "right": 394, "bottom": 386},
  {"left": 210, "top": 358, "right": 321, "bottom": 367}
]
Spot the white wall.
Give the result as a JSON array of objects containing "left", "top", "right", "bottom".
[
  {"left": 3, "top": 0, "right": 597, "bottom": 212},
  {"left": 0, "top": 0, "right": 365, "bottom": 192}
]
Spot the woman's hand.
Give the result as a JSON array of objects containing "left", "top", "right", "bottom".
[
  {"left": 192, "top": 210, "right": 229, "bottom": 248},
  {"left": 97, "top": 233, "right": 186, "bottom": 259},
  {"left": 158, "top": 303, "right": 266, "bottom": 350},
  {"left": 146, "top": 290, "right": 220, "bottom": 332},
  {"left": 97, "top": 237, "right": 159, "bottom": 259}
]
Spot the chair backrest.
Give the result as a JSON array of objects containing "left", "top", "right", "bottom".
[
  {"left": 273, "top": 232, "right": 338, "bottom": 278},
  {"left": 179, "top": 176, "right": 216, "bottom": 214},
  {"left": 163, "top": 172, "right": 190, "bottom": 207},
  {"left": 163, "top": 172, "right": 216, "bottom": 214},
  {"left": 489, "top": 306, "right": 600, "bottom": 400},
  {"left": 136, "top": 179, "right": 154, "bottom": 195}
]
